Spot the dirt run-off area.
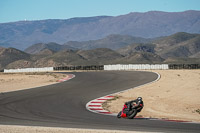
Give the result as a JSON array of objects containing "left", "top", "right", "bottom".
[
  {"left": 0, "top": 72, "right": 67, "bottom": 93},
  {"left": 103, "top": 70, "right": 200, "bottom": 122}
]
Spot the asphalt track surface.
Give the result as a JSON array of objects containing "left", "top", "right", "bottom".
[{"left": 0, "top": 71, "right": 199, "bottom": 132}]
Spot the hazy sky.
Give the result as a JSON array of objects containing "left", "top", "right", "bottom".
[{"left": 0, "top": 0, "right": 200, "bottom": 23}]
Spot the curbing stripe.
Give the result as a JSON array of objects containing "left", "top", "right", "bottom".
[
  {"left": 97, "top": 99, "right": 109, "bottom": 100},
  {"left": 86, "top": 95, "right": 114, "bottom": 115},
  {"left": 89, "top": 107, "right": 103, "bottom": 109},
  {"left": 88, "top": 105, "right": 101, "bottom": 107},
  {"left": 57, "top": 74, "right": 75, "bottom": 82},
  {"left": 88, "top": 103, "right": 102, "bottom": 105},
  {"left": 91, "top": 102, "right": 104, "bottom": 103},
  {"left": 90, "top": 108, "right": 104, "bottom": 110},
  {"left": 86, "top": 95, "right": 116, "bottom": 115},
  {"left": 99, "top": 112, "right": 112, "bottom": 114}
]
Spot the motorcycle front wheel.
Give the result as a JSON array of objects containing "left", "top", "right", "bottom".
[{"left": 117, "top": 111, "right": 122, "bottom": 118}]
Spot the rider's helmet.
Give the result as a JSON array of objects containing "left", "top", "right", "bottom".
[{"left": 137, "top": 97, "right": 142, "bottom": 101}]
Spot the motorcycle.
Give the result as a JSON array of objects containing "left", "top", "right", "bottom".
[{"left": 117, "top": 102, "right": 143, "bottom": 119}]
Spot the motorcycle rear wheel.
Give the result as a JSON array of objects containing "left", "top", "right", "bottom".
[{"left": 127, "top": 109, "right": 137, "bottom": 119}]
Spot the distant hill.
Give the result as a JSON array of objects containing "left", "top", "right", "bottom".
[
  {"left": 25, "top": 34, "right": 150, "bottom": 53},
  {"left": 116, "top": 52, "right": 164, "bottom": 64},
  {"left": 0, "top": 47, "right": 164, "bottom": 70},
  {"left": 77, "top": 48, "right": 123, "bottom": 64},
  {"left": 117, "top": 43, "right": 155, "bottom": 56},
  {"left": 36, "top": 48, "right": 55, "bottom": 56},
  {"left": 118, "top": 32, "right": 200, "bottom": 60},
  {"left": 153, "top": 32, "right": 200, "bottom": 58},
  {"left": 0, "top": 47, "right": 30, "bottom": 69},
  {"left": 64, "top": 34, "right": 150, "bottom": 50},
  {"left": 24, "top": 42, "right": 76, "bottom": 54},
  {"left": 32, "top": 50, "right": 87, "bottom": 67},
  {"left": 1, "top": 10, "right": 200, "bottom": 50}
]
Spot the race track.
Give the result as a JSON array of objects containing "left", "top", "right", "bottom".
[{"left": 0, "top": 71, "right": 199, "bottom": 132}]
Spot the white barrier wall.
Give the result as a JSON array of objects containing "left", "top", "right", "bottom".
[
  {"left": 104, "top": 64, "right": 169, "bottom": 70},
  {"left": 3, "top": 64, "right": 169, "bottom": 72},
  {"left": 4, "top": 67, "right": 54, "bottom": 73}
]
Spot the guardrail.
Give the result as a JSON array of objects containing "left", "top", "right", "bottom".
[{"left": 169, "top": 64, "right": 200, "bottom": 69}]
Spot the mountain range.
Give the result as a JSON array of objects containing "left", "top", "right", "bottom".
[
  {"left": 1, "top": 32, "right": 200, "bottom": 71},
  {"left": 1, "top": 10, "right": 200, "bottom": 50},
  {"left": 24, "top": 34, "right": 151, "bottom": 54},
  {"left": 118, "top": 32, "right": 200, "bottom": 59}
]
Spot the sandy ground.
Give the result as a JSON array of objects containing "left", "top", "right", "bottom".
[
  {"left": 103, "top": 70, "right": 200, "bottom": 122},
  {"left": 0, "top": 72, "right": 67, "bottom": 93}
]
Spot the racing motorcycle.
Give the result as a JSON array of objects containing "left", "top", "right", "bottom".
[{"left": 117, "top": 102, "right": 143, "bottom": 119}]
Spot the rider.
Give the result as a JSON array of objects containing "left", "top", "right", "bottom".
[
  {"left": 117, "top": 97, "right": 144, "bottom": 118},
  {"left": 125, "top": 97, "right": 144, "bottom": 111}
]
